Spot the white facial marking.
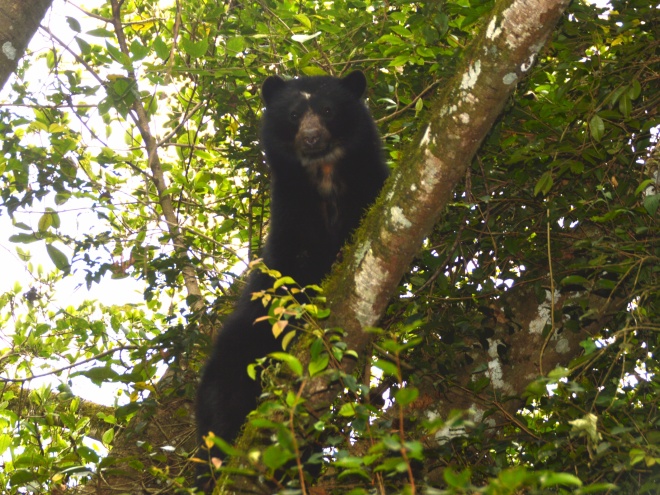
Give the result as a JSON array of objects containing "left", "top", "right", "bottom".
[{"left": 301, "top": 92, "right": 311, "bottom": 100}]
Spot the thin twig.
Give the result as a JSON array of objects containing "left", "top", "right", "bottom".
[
  {"left": 375, "top": 80, "right": 441, "bottom": 124},
  {"left": 0, "top": 346, "right": 139, "bottom": 383},
  {"left": 539, "top": 207, "right": 555, "bottom": 376},
  {"left": 40, "top": 26, "right": 105, "bottom": 86}
]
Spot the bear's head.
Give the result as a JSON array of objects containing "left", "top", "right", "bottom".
[{"left": 260, "top": 71, "right": 371, "bottom": 196}]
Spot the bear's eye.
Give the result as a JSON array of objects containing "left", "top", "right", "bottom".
[
  {"left": 322, "top": 106, "right": 333, "bottom": 117},
  {"left": 290, "top": 110, "right": 299, "bottom": 120}
]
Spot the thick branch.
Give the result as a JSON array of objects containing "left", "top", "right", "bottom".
[
  {"left": 0, "top": 0, "right": 52, "bottom": 90},
  {"left": 108, "top": 0, "right": 203, "bottom": 312}
]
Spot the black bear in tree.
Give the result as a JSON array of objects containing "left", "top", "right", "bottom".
[{"left": 196, "top": 70, "right": 388, "bottom": 487}]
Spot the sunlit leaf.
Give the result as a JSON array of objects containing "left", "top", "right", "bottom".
[{"left": 268, "top": 352, "right": 302, "bottom": 376}]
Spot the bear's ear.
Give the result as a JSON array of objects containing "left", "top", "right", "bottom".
[
  {"left": 340, "top": 70, "right": 367, "bottom": 99},
  {"left": 262, "top": 75, "right": 287, "bottom": 106}
]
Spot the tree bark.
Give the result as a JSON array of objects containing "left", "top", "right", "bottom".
[{"left": 0, "top": 0, "right": 53, "bottom": 91}]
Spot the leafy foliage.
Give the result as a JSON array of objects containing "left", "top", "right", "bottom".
[{"left": 0, "top": 0, "right": 658, "bottom": 493}]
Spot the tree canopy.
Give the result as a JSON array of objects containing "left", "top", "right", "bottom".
[{"left": 0, "top": 0, "right": 658, "bottom": 494}]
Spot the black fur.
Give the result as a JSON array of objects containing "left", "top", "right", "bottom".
[{"left": 195, "top": 70, "right": 388, "bottom": 487}]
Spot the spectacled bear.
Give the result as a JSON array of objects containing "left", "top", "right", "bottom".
[{"left": 195, "top": 70, "right": 388, "bottom": 488}]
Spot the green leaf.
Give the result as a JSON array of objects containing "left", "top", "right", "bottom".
[
  {"left": 643, "top": 193, "right": 659, "bottom": 216},
  {"left": 579, "top": 338, "right": 598, "bottom": 355},
  {"left": 415, "top": 97, "right": 423, "bottom": 115},
  {"left": 629, "top": 448, "right": 646, "bottom": 465},
  {"left": 273, "top": 276, "right": 296, "bottom": 289},
  {"left": 181, "top": 37, "right": 209, "bottom": 58},
  {"left": 105, "top": 42, "right": 130, "bottom": 66},
  {"left": 102, "top": 428, "right": 114, "bottom": 446},
  {"left": 10, "top": 470, "right": 39, "bottom": 486},
  {"left": 263, "top": 445, "right": 293, "bottom": 469},
  {"left": 66, "top": 16, "right": 81, "bottom": 33},
  {"left": 338, "top": 403, "right": 356, "bottom": 417},
  {"left": 38, "top": 212, "right": 53, "bottom": 232},
  {"left": 247, "top": 362, "right": 257, "bottom": 379},
  {"left": 48, "top": 123, "right": 67, "bottom": 133},
  {"left": 77, "top": 366, "right": 119, "bottom": 384},
  {"left": 0, "top": 433, "right": 11, "bottom": 455},
  {"left": 55, "top": 192, "right": 70, "bottom": 205},
  {"left": 46, "top": 244, "right": 70, "bottom": 272},
  {"left": 301, "top": 66, "right": 328, "bottom": 76},
  {"left": 525, "top": 380, "right": 548, "bottom": 397},
  {"left": 9, "top": 233, "right": 40, "bottom": 244},
  {"left": 618, "top": 93, "right": 632, "bottom": 118},
  {"left": 390, "top": 25, "right": 412, "bottom": 37},
  {"left": 293, "top": 13, "right": 312, "bottom": 29},
  {"left": 268, "top": 352, "right": 303, "bottom": 376},
  {"left": 629, "top": 79, "right": 642, "bottom": 100},
  {"left": 591, "top": 208, "right": 627, "bottom": 223},
  {"left": 540, "top": 472, "right": 583, "bottom": 487},
  {"left": 390, "top": 54, "right": 411, "bottom": 67},
  {"left": 443, "top": 468, "right": 471, "bottom": 488},
  {"left": 345, "top": 350, "right": 358, "bottom": 359},
  {"left": 497, "top": 466, "right": 531, "bottom": 488},
  {"left": 568, "top": 160, "right": 584, "bottom": 174},
  {"left": 394, "top": 387, "right": 419, "bottom": 407},
  {"left": 334, "top": 456, "right": 364, "bottom": 468},
  {"left": 547, "top": 367, "right": 570, "bottom": 380},
  {"left": 77, "top": 446, "right": 100, "bottom": 463},
  {"left": 76, "top": 37, "right": 92, "bottom": 55},
  {"left": 606, "top": 86, "right": 626, "bottom": 106},
  {"left": 208, "top": 434, "right": 242, "bottom": 456},
  {"left": 308, "top": 353, "right": 329, "bottom": 376},
  {"left": 534, "top": 170, "right": 553, "bottom": 196},
  {"left": 372, "top": 359, "right": 400, "bottom": 378},
  {"left": 635, "top": 178, "right": 656, "bottom": 195},
  {"left": 153, "top": 36, "right": 169, "bottom": 60},
  {"left": 130, "top": 40, "right": 149, "bottom": 61},
  {"left": 559, "top": 275, "right": 590, "bottom": 288},
  {"left": 226, "top": 36, "right": 245, "bottom": 55},
  {"left": 589, "top": 115, "right": 604, "bottom": 142},
  {"left": 86, "top": 28, "right": 114, "bottom": 37},
  {"left": 281, "top": 330, "right": 296, "bottom": 350},
  {"left": 377, "top": 34, "right": 405, "bottom": 45},
  {"left": 576, "top": 483, "right": 620, "bottom": 494},
  {"left": 15, "top": 453, "right": 47, "bottom": 468}
]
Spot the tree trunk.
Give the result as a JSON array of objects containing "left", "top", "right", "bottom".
[{"left": 0, "top": 0, "right": 52, "bottom": 90}]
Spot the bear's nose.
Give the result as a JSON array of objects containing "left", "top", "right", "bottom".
[
  {"left": 296, "top": 112, "right": 330, "bottom": 154},
  {"left": 302, "top": 129, "right": 321, "bottom": 147}
]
